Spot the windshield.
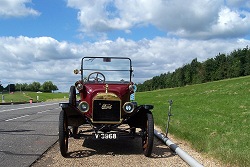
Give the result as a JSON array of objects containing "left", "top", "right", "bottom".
[{"left": 81, "top": 57, "right": 133, "bottom": 83}]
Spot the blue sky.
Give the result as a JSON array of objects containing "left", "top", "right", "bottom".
[
  {"left": 1, "top": 0, "right": 250, "bottom": 92},
  {"left": 0, "top": 0, "right": 78, "bottom": 41}
]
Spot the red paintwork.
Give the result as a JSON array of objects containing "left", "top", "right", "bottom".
[{"left": 79, "top": 82, "right": 132, "bottom": 118}]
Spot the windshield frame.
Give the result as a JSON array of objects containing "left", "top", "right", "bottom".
[{"left": 81, "top": 56, "right": 133, "bottom": 83}]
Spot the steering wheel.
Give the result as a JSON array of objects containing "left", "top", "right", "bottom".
[{"left": 87, "top": 72, "right": 105, "bottom": 83}]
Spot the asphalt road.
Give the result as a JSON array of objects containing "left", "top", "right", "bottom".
[{"left": 0, "top": 102, "right": 61, "bottom": 167}]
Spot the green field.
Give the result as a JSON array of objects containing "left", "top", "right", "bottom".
[
  {"left": 136, "top": 76, "right": 250, "bottom": 166},
  {"left": 1, "top": 91, "right": 68, "bottom": 103}
]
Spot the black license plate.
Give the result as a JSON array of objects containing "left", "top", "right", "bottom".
[{"left": 93, "top": 132, "right": 118, "bottom": 140}]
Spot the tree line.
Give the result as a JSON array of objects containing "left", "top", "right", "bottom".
[
  {"left": 136, "top": 46, "right": 250, "bottom": 92},
  {"left": 0, "top": 81, "right": 58, "bottom": 93}
]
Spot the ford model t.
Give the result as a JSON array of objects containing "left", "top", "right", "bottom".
[{"left": 59, "top": 57, "right": 154, "bottom": 157}]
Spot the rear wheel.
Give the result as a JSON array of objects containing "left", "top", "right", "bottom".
[
  {"left": 69, "top": 86, "right": 76, "bottom": 107},
  {"left": 73, "top": 126, "right": 78, "bottom": 135},
  {"left": 142, "top": 112, "right": 154, "bottom": 157},
  {"left": 69, "top": 86, "right": 79, "bottom": 138},
  {"left": 72, "top": 126, "right": 79, "bottom": 139},
  {"left": 59, "top": 110, "right": 68, "bottom": 157}
]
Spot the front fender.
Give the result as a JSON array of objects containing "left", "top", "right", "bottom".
[
  {"left": 59, "top": 102, "right": 86, "bottom": 126},
  {"left": 126, "top": 104, "right": 154, "bottom": 128}
]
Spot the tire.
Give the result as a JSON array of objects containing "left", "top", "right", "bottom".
[
  {"left": 142, "top": 112, "right": 154, "bottom": 157},
  {"left": 69, "top": 86, "right": 76, "bottom": 107},
  {"left": 59, "top": 110, "right": 68, "bottom": 157}
]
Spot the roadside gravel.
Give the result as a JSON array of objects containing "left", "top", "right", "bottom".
[{"left": 31, "top": 126, "right": 226, "bottom": 167}]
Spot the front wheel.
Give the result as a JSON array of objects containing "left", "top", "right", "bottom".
[
  {"left": 59, "top": 110, "right": 68, "bottom": 157},
  {"left": 142, "top": 112, "right": 154, "bottom": 157}
]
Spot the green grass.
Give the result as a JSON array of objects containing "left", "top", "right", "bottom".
[
  {"left": 136, "top": 76, "right": 250, "bottom": 167},
  {"left": 1, "top": 91, "right": 68, "bottom": 103}
]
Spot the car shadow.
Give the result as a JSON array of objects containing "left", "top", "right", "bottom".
[{"left": 66, "top": 137, "right": 175, "bottom": 159}]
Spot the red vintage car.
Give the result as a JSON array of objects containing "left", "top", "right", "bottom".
[{"left": 59, "top": 57, "right": 154, "bottom": 157}]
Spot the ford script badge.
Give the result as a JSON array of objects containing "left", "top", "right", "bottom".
[{"left": 101, "top": 104, "right": 112, "bottom": 110}]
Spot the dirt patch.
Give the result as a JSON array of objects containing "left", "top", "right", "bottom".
[{"left": 31, "top": 126, "right": 225, "bottom": 167}]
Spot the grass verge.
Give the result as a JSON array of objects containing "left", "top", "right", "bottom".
[
  {"left": 136, "top": 76, "right": 250, "bottom": 167},
  {"left": 1, "top": 92, "right": 68, "bottom": 103}
]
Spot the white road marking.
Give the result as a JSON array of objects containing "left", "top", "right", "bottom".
[
  {"left": 4, "top": 107, "right": 61, "bottom": 122},
  {"left": 37, "top": 109, "right": 51, "bottom": 114},
  {"left": 0, "top": 103, "right": 59, "bottom": 113},
  {"left": 37, "top": 107, "right": 61, "bottom": 114},
  {"left": 5, "top": 115, "right": 30, "bottom": 122}
]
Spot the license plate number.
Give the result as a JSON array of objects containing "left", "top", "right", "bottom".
[{"left": 94, "top": 133, "right": 118, "bottom": 140}]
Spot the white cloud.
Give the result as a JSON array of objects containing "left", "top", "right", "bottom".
[
  {"left": 67, "top": 0, "right": 123, "bottom": 33},
  {"left": 0, "top": 0, "right": 40, "bottom": 18},
  {"left": 210, "top": 7, "right": 250, "bottom": 37},
  {"left": 0, "top": 36, "right": 80, "bottom": 90},
  {"left": 226, "top": 0, "right": 250, "bottom": 8},
  {"left": 1, "top": 36, "right": 82, "bottom": 61},
  {"left": 1, "top": 36, "right": 250, "bottom": 91},
  {"left": 67, "top": 0, "right": 250, "bottom": 39}
]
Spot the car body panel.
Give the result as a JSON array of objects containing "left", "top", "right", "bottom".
[{"left": 59, "top": 56, "right": 154, "bottom": 157}]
